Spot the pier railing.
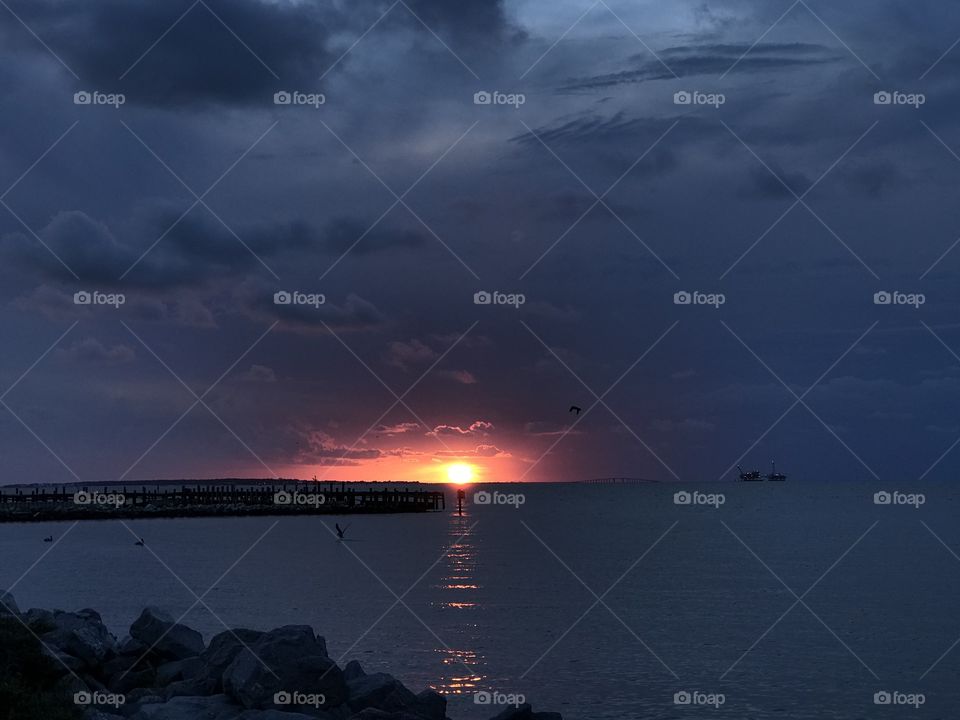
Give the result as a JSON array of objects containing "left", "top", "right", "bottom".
[{"left": 0, "top": 481, "right": 446, "bottom": 522}]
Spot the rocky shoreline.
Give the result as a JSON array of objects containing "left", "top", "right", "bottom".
[{"left": 0, "top": 591, "right": 560, "bottom": 720}]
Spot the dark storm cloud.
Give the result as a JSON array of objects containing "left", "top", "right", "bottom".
[
  {"left": 510, "top": 112, "right": 689, "bottom": 149},
  {"left": 54, "top": 337, "right": 135, "bottom": 365},
  {"left": 740, "top": 167, "right": 813, "bottom": 200},
  {"left": 237, "top": 281, "right": 385, "bottom": 335},
  {"left": 319, "top": 218, "right": 427, "bottom": 256},
  {"left": 1, "top": 0, "right": 521, "bottom": 108},
  {"left": 404, "top": 0, "right": 518, "bottom": 43},
  {"left": 561, "top": 42, "right": 841, "bottom": 91},
  {"left": 0, "top": 0, "right": 337, "bottom": 107},
  {"left": 835, "top": 160, "right": 908, "bottom": 198},
  {"left": 384, "top": 339, "right": 437, "bottom": 370},
  {"left": 1, "top": 211, "right": 129, "bottom": 284},
  {"left": 5, "top": 0, "right": 960, "bottom": 484},
  {"left": 0, "top": 208, "right": 429, "bottom": 293}
]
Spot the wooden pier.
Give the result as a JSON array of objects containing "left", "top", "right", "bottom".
[{"left": 0, "top": 480, "right": 446, "bottom": 523}]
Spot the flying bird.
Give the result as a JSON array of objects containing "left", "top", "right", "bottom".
[
  {"left": 335, "top": 523, "right": 350, "bottom": 540},
  {"left": 134, "top": 537, "right": 145, "bottom": 547},
  {"left": 43, "top": 535, "right": 53, "bottom": 543},
  {"left": 569, "top": 405, "right": 582, "bottom": 416}
]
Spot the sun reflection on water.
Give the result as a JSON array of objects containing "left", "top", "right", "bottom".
[{"left": 431, "top": 509, "right": 485, "bottom": 695}]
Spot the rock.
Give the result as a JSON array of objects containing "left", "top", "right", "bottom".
[
  {"left": 486, "top": 704, "right": 562, "bottom": 720},
  {"left": 128, "top": 694, "right": 241, "bottom": 720},
  {"left": 104, "top": 654, "right": 146, "bottom": 679},
  {"left": 346, "top": 673, "right": 416, "bottom": 713},
  {"left": 198, "top": 628, "right": 264, "bottom": 689},
  {"left": 157, "top": 657, "right": 203, "bottom": 686},
  {"left": 409, "top": 690, "right": 446, "bottom": 720},
  {"left": 54, "top": 672, "right": 89, "bottom": 699},
  {"left": 44, "top": 609, "right": 117, "bottom": 667},
  {"left": 83, "top": 711, "right": 125, "bottom": 720},
  {"left": 119, "top": 636, "right": 150, "bottom": 656},
  {"left": 41, "top": 643, "right": 86, "bottom": 673},
  {"left": 0, "top": 590, "right": 19, "bottom": 616},
  {"left": 343, "top": 660, "right": 366, "bottom": 682},
  {"left": 126, "top": 688, "right": 164, "bottom": 704},
  {"left": 23, "top": 607, "right": 56, "bottom": 629},
  {"left": 164, "top": 676, "right": 219, "bottom": 700},
  {"left": 130, "top": 607, "right": 205, "bottom": 660},
  {"left": 237, "top": 712, "right": 332, "bottom": 720},
  {"left": 222, "top": 625, "right": 346, "bottom": 712},
  {"left": 347, "top": 711, "right": 424, "bottom": 720},
  {"left": 110, "top": 667, "right": 156, "bottom": 695}
]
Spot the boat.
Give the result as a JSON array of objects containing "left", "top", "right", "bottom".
[
  {"left": 737, "top": 464, "right": 762, "bottom": 481},
  {"left": 766, "top": 461, "right": 787, "bottom": 481}
]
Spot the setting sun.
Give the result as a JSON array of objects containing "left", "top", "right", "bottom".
[{"left": 446, "top": 463, "right": 474, "bottom": 484}]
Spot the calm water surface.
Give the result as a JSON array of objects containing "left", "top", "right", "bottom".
[{"left": 2, "top": 481, "right": 959, "bottom": 719}]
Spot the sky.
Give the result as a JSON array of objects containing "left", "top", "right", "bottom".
[{"left": 2, "top": 0, "right": 960, "bottom": 484}]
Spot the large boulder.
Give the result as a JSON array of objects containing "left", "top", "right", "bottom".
[
  {"left": 0, "top": 590, "right": 19, "bottom": 616},
  {"left": 110, "top": 667, "right": 156, "bottom": 695},
  {"left": 409, "top": 690, "right": 446, "bottom": 720},
  {"left": 118, "top": 636, "right": 150, "bottom": 657},
  {"left": 487, "top": 704, "right": 562, "bottom": 720},
  {"left": 128, "top": 694, "right": 241, "bottom": 720},
  {"left": 346, "top": 672, "right": 416, "bottom": 714},
  {"left": 347, "top": 711, "right": 426, "bottom": 720},
  {"left": 156, "top": 657, "right": 203, "bottom": 686},
  {"left": 222, "top": 625, "right": 346, "bottom": 713},
  {"left": 43, "top": 609, "right": 117, "bottom": 667},
  {"left": 164, "top": 676, "right": 219, "bottom": 700},
  {"left": 130, "top": 608, "right": 204, "bottom": 660},
  {"left": 237, "top": 712, "right": 333, "bottom": 720},
  {"left": 343, "top": 660, "right": 366, "bottom": 683},
  {"left": 198, "top": 628, "right": 264, "bottom": 689},
  {"left": 41, "top": 643, "right": 85, "bottom": 674},
  {"left": 23, "top": 607, "right": 56, "bottom": 629}
]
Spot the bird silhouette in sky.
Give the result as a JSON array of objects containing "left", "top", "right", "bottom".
[
  {"left": 335, "top": 523, "right": 349, "bottom": 540},
  {"left": 569, "top": 405, "right": 582, "bottom": 416}
]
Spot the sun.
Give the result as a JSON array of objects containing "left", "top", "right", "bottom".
[{"left": 446, "top": 462, "right": 474, "bottom": 485}]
